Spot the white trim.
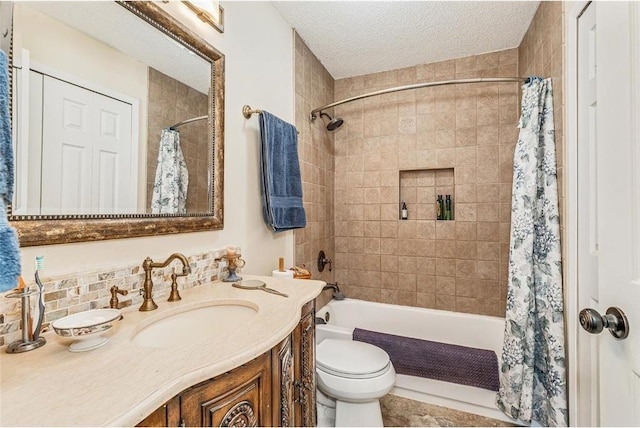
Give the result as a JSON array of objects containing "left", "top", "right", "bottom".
[
  {"left": 28, "top": 60, "right": 139, "bottom": 108},
  {"left": 14, "top": 49, "right": 30, "bottom": 215},
  {"left": 17, "top": 58, "right": 140, "bottom": 211},
  {"left": 631, "top": 2, "right": 640, "bottom": 283},
  {"left": 565, "top": 1, "right": 590, "bottom": 426}
]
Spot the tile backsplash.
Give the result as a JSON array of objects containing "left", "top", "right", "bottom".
[{"left": 0, "top": 249, "right": 227, "bottom": 347}]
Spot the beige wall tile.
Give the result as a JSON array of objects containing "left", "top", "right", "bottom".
[
  {"left": 436, "top": 294, "right": 456, "bottom": 311},
  {"left": 331, "top": 12, "right": 565, "bottom": 316},
  {"left": 456, "top": 259, "right": 477, "bottom": 279}
]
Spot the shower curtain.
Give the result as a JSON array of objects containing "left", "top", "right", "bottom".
[
  {"left": 496, "top": 77, "right": 567, "bottom": 427},
  {"left": 151, "top": 128, "right": 189, "bottom": 214}
]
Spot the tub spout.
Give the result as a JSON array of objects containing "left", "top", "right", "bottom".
[{"left": 322, "top": 282, "right": 345, "bottom": 300}]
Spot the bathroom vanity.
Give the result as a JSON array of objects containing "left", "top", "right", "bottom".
[
  {"left": 0, "top": 276, "right": 323, "bottom": 427},
  {"left": 137, "top": 301, "right": 316, "bottom": 427}
]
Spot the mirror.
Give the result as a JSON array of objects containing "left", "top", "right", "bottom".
[{"left": 8, "top": 2, "right": 225, "bottom": 246}]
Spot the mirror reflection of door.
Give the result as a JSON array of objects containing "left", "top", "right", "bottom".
[
  {"left": 40, "top": 75, "right": 135, "bottom": 215},
  {"left": 11, "top": 2, "right": 212, "bottom": 216}
]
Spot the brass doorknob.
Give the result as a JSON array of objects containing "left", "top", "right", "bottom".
[{"left": 579, "top": 306, "right": 629, "bottom": 339}]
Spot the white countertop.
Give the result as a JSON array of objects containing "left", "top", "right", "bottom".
[{"left": 0, "top": 275, "right": 324, "bottom": 427}]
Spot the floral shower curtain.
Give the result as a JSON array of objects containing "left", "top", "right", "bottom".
[
  {"left": 496, "top": 77, "right": 568, "bottom": 427},
  {"left": 151, "top": 128, "right": 189, "bottom": 214}
]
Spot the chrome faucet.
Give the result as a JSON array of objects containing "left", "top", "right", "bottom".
[{"left": 140, "top": 253, "right": 191, "bottom": 311}]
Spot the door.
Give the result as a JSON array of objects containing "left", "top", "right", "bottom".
[
  {"left": 40, "top": 75, "right": 134, "bottom": 214},
  {"left": 576, "top": 3, "right": 600, "bottom": 425},
  {"left": 578, "top": 2, "right": 640, "bottom": 426}
]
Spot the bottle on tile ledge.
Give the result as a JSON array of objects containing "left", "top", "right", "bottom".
[
  {"left": 401, "top": 202, "right": 408, "bottom": 220},
  {"left": 436, "top": 195, "right": 443, "bottom": 220},
  {"left": 444, "top": 195, "right": 453, "bottom": 220}
]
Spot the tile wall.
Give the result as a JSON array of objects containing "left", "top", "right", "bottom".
[
  {"left": 332, "top": 49, "right": 521, "bottom": 317},
  {"left": 518, "top": 1, "right": 566, "bottom": 251},
  {"left": 147, "top": 67, "right": 210, "bottom": 213},
  {"left": 0, "top": 250, "right": 225, "bottom": 347},
  {"left": 293, "top": 32, "right": 335, "bottom": 304}
]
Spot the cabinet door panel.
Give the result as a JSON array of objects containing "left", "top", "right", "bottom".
[
  {"left": 136, "top": 397, "right": 179, "bottom": 427},
  {"left": 180, "top": 353, "right": 272, "bottom": 427},
  {"left": 294, "top": 302, "right": 316, "bottom": 427},
  {"left": 272, "top": 335, "right": 295, "bottom": 427}
]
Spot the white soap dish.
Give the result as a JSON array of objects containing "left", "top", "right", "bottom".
[{"left": 52, "top": 309, "right": 121, "bottom": 352}]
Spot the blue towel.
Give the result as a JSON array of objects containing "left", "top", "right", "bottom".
[
  {"left": 0, "top": 200, "right": 20, "bottom": 292},
  {"left": 0, "top": 50, "right": 13, "bottom": 204},
  {"left": 0, "top": 50, "right": 20, "bottom": 292},
  {"left": 259, "top": 111, "right": 306, "bottom": 232}
]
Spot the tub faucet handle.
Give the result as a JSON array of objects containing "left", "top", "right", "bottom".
[{"left": 318, "top": 250, "right": 333, "bottom": 272}]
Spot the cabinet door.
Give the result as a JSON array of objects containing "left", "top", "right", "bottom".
[
  {"left": 294, "top": 302, "right": 316, "bottom": 427},
  {"left": 136, "top": 397, "right": 180, "bottom": 427},
  {"left": 180, "top": 352, "right": 272, "bottom": 427},
  {"left": 272, "top": 335, "right": 295, "bottom": 427}
]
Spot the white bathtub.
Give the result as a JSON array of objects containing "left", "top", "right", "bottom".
[{"left": 316, "top": 298, "right": 514, "bottom": 423}]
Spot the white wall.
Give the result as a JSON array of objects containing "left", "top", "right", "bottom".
[{"left": 18, "top": 1, "right": 295, "bottom": 279}]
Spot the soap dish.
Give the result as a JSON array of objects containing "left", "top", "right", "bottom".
[{"left": 52, "top": 309, "right": 121, "bottom": 352}]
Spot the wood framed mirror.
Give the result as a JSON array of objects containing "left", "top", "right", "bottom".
[{"left": 7, "top": 1, "right": 225, "bottom": 246}]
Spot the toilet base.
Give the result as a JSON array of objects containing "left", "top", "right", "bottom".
[
  {"left": 317, "top": 388, "right": 336, "bottom": 427},
  {"left": 317, "top": 401, "right": 336, "bottom": 427},
  {"left": 335, "top": 400, "right": 384, "bottom": 427}
]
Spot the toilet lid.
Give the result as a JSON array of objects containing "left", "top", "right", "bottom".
[{"left": 317, "top": 339, "right": 391, "bottom": 379}]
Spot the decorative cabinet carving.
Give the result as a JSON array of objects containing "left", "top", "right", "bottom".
[
  {"left": 136, "top": 301, "right": 315, "bottom": 427},
  {"left": 272, "top": 301, "right": 316, "bottom": 427},
  {"left": 294, "top": 302, "right": 316, "bottom": 427},
  {"left": 180, "top": 352, "right": 271, "bottom": 427},
  {"left": 272, "top": 335, "right": 295, "bottom": 426}
]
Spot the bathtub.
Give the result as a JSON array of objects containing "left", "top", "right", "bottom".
[{"left": 315, "top": 298, "right": 514, "bottom": 423}]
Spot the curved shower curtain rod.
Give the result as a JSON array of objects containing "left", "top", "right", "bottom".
[
  {"left": 169, "top": 115, "right": 208, "bottom": 130},
  {"left": 309, "top": 76, "right": 528, "bottom": 121}
]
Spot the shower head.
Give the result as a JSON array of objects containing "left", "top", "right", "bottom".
[{"left": 319, "top": 112, "right": 344, "bottom": 131}]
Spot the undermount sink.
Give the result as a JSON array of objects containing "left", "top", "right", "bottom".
[{"left": 132, "top": 301, "right": 259, "bottom": 348}]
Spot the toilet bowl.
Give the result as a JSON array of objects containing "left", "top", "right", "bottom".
[{"left": 316, "top": 339, "right": 396, "bottom": 427}]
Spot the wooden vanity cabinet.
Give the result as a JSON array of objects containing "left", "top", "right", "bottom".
[
  {"left": 293, "top": 301, "right": 316, "bottom": 427},
  {"left": 180, "top": 352, "right": 272, "bottom": 427},
  {"left": 271, "top": 301, "right": 316, "bottom": 427},
  {"left": 136, "top": 397, "right": 180, "bottom": 427},
  {"left": 136, "top": 301, "right": 316, "bottom": 428}
]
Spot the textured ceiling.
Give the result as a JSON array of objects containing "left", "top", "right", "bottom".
[{"left": 272, "top": 1, "right": 540, "bottom": 79}]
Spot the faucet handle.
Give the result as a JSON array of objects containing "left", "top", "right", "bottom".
[
  {"left": 168, "top": 273, "right": 183, "bottom": 302},
  {"left": 317, "top": 251, "right": 333, "bottom": 272},
  {"left": 110, "top": 286, "right": 128, "bottom": 309}
]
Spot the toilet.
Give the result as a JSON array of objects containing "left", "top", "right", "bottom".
[{"left": 316, "top": 338, "right": 396, "bottom": 427}]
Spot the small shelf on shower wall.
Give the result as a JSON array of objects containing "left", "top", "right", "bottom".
[{"left": 399, "top": 168, "right": 455, "bottom": 220}]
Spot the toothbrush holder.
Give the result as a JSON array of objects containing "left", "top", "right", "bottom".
[{"left": 5, "top": 287, "right": 46, "bottom": 353}]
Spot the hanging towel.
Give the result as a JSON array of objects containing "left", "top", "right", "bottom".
[
  {"left": 0, "top": 50, "right": 21, "bottom": 292},
  {"left": 0, "top": 201, "right": 20, "bottom": 292},
  {"left": 151, "top": 128, "right": 189, "bottom": 214},
  {"left": 259, "top": 111, "right": 306, "bottom": 231},
  {"left": 0, "top": 50, "right": 13, "bottom": 205}
]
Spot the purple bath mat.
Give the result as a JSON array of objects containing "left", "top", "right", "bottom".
[{"left": 353, "top": 328, "right": 499, "bottom": 391}]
